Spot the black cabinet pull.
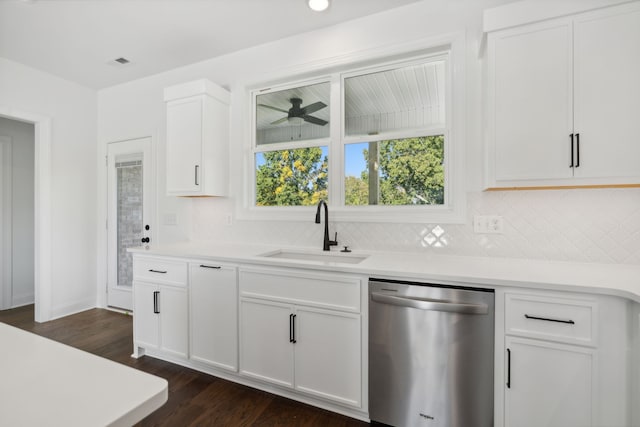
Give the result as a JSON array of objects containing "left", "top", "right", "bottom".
[
  {"left": 506, "top": 348, "right": 511, "bottom": 389},
  {"left": 199, "top": 264, "right": 221, "bottom": 269},
  {"left": 575, "top": 133, "right": 580, "bottom": 168},
  {"left": 148, "top": 269, "right": 167, "bottom": 274},
  {"left": 289, "top": 314, "right": 294, "bottom": 343},
  {"left": 569, "top": 133, "right": 574, "bottom": 168},
  {"left": 153, "top": 291, "right": 160, "bottom": 314},
  {"left": 195, "top": 165, "right": 199, "bottom": 186},
  {"left": 292, "top": 314, "right": 297, "bottom": 344},
  {"left": 524, "top": 314, "right": 575, "bottom": 324}
]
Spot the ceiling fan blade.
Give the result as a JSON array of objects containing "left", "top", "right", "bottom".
[
  {"left": 270, "top": 117, "right": 289, "bottom": 125},
  {"left": 302, "top": 101, "right": 327, "bottom": 115},
  {"left": 258, "top": 103, "right": 289, "bottom": 114},
  {"left": 303, "top": 115, "right": 328, "bottom": 126}
]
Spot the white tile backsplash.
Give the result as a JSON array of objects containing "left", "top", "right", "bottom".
[{"left": 191, "top": 188, "right": 640, "bottom": 265}]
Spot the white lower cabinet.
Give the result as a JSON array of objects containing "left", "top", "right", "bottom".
[
  {"left": 132, "top": 256, "right": 189, "bottom": 359},
  {"left": 505, "top": 337, "right": 594, "bottom": 427},
  {"left": 501, "top": 291, "right": 630, "bottom": 427},
  {"left": 133, "top": 281, "right": 188, "bottom": 359},
  {"left": 239, "top": 267, "right": 364, "bottom": 409},
  {"left": 189, "top": 262, "right": 238, "bottom": 371}
]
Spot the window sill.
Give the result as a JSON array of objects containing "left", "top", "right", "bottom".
[{"left": 236, "top": 203, "right": 466, "bottom": 224}]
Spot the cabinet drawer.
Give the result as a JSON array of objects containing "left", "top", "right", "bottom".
[
  {"left": 239, "top": 268, "right": 361, "bottom": 313},
  {"left": 133, "top": 256, "right": 187, "bottom": 286},
  {"left": 505, "top": 293, "right": 597, "bottom": 346}
]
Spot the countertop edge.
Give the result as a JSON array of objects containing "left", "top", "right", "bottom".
[{"left": 129, "top": 243, "right": 640, "bottom": 303}]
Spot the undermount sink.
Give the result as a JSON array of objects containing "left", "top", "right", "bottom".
[{"left": 259, "top": 249, "right": 369, "bottom": 264}]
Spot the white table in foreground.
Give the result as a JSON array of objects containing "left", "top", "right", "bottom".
[{"left": 0, "top": 322, "right": 168, "bottom": 426}]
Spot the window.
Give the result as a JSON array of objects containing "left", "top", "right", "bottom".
[
  {"left": 249, "top": 49, "right": 458, "bottom": 221},
  {"left": 254, "top": 81, "right": 330, "bottom": 207}
]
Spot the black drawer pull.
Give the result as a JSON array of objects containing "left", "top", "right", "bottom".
[
  {"left": 199, "top": 264, "right": 221, "bottom": 269},
  {"left": 524, "top": 314, "right": 575, "bottom": 324},
  {"left": 148, "top": 269, "right": 167, "bottom": 274}
]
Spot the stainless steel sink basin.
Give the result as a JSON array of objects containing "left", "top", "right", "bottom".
[{"left": 259, "top": 249, "right": 368, "bottom": 264}]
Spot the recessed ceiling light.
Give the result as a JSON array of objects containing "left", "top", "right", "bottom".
[
  {"left": 308, "top": 0, "right": 330, "bottom": 12},
  {"left": 113, "top": 57, "right": 130, "bottom": 65}
]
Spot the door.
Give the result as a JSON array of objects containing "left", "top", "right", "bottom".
[
  {"left": 132, "top": 281, "right": 159, "bottom": 350},
  {"left": 166, "top": 97, "right": 203, "bottom": 195},
  {"left": 505, "top": 337, "right": 594, "bottom": 427},
  {"left": 239, "top": 298, "right": 294, "bottom": 388},
  {"left": 107, "top": 137, "right": 153, "bottom": 310},
  {"left": 158, "top": 285, "right": 189, "bottom": 358},
  {"left": 489, "top": 20, "right": 573, "bottom": 182},
  {"left": 294, "top": 307, "right": 361, "bottom": 407},
  {"left": 573, "top": 4, "right": 640, "bottom": 180},
  {"left": 190, "top": 263, "right": 238, "bottom": 371}
]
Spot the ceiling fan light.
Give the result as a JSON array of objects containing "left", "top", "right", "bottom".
[{"left": 308, "top": 0, "right": 330, "bottom": 12}]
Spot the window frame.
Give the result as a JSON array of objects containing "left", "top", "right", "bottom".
[
  {"left": 338, "top": 53, "right": 450, "bottom": 211},
  {"left": 241, "top": 36, "right": 466, "bottom": 224}
]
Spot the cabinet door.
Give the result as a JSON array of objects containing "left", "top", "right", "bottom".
[
  {"left": 488, "top": 20, "right": 573, "bottom": 184},
  {"left": 190, "top": 263, "right": 238, "bottom": 371},
  {"left": 505, "top": 337, "right": 594, "bottom": 427},
  {"left": 239, "top": 299, "right": 294, "bottom": 388},
  {"left": 132, "top": 281, "right": 159, "bottom": 350},
  {"left": 166, "top": 96, "right": 203, "bottom": 195},
  {"left": 573, "top": 4, "right": 640, "bottom": 181},
  {"left": 294, "top": 307, "right": 362, "bottom": 408},
  {"left": 158, "top": 285, "right": 189, "bottom": 359}
]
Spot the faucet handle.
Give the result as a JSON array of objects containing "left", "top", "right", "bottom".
[{"left": 330, "top": 232, "right": 338, "bottom": 246}]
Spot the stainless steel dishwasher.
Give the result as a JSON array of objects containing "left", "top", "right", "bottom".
[{"left": 369, "top": 279, "right": 494, "bottom": 427}]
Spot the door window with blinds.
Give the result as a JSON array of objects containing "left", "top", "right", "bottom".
[{"left": 251, "top": 52, "right": 450, "bottom": 210}]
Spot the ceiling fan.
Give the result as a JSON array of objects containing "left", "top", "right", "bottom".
[{"left": 258, "top": 98, "right": 328, "bottom": 126}]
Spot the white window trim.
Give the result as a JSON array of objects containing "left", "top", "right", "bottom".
[{"left": 237, "top": 32, "right": 466, "bottom": 224}]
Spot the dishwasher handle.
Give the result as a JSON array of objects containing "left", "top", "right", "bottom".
[{"left": 371, "top": 292, "right": 488, "bottom": 315}]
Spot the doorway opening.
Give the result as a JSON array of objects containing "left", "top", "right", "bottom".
[
  {"left": 0, "top": 110, "right": 52, "bottom": 322},
  {"left": 0, "top": 117, "right": 35, "bottom": 311}
]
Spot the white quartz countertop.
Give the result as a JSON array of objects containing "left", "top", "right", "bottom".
[
  {"left": 130, "top": 242, "right": 640, "bottom": 303},
  {"left": 0, "top": 323, "right": 168, "bottom": 426}
]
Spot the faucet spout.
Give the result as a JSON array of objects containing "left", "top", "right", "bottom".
[{"left": 315, "top": 200, "right": 338, "bottom": 251}]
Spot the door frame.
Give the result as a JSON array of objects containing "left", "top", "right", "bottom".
[
  {"left": 106, "top": 137, "right": 154, "bottom": 310},
  {"left": 0, "top": 108, "right": 52, "bottom": 322},
  {"left": 0, "top": 137, "right": 12, "bottom": 310}
]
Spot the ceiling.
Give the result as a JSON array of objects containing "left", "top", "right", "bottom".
[{"left": 0, "top": 0, "right": 424, "bottom": 89}]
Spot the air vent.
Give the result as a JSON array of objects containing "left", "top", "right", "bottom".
[{"left": 114, "top": 57, "right": 130, "bottom": 65}]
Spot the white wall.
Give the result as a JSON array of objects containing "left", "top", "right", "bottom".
[
  {"left": 0, "top": 57, "right": 97, "bottom": 319},
  {"left": 0, "top": 117, "right": 34, "bottom": 307},
  {"left": 97, "top": 0, "right": 640, "bottom": 272}
]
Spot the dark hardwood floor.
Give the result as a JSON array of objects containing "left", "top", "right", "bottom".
[{"left": 0, "top": 305, "right": 370, "bottom": 427}]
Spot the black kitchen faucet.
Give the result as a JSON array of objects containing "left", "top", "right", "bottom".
[{"left": 315, "top": 200, "right": 338, "bottom": 251}]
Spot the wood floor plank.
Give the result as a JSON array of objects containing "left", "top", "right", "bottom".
[{"left": 0, "top": 305, "right": 370, "bottom": 427}]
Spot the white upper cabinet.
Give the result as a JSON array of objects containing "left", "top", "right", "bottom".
[
  {"left": 165, "top": 79, "right": 230, "bottom": 196},
  {"left": 485, "top": 2, "right": 640, "bottom": 189}
]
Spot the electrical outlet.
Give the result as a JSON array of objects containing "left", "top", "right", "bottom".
[
  {"left": 473, "top": 215, "right": 504, "bottom": 234},
  {"left": 225, "top": 213, "right": 233, "bottom": 226},
  {"left": 487, "top": 215, "right": 504, "bottom": 233}
]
